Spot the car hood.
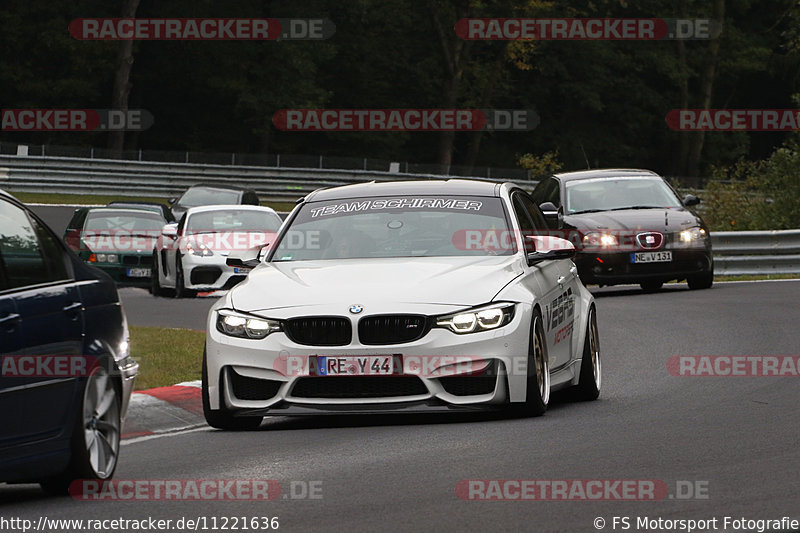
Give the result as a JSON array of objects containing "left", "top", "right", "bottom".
[
  {"left": 230, "top": 256, "right": 524, "bottom": 312},
  {"left": 563, "top": 207, "right": 702, "bottom": 233}
]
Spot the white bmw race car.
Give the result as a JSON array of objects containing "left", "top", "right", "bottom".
[
  {"left": 203, "top": 180, "right": 601, "bottom": 429},
  {"left": 152, "top": 205, "right": 283, "bottom": 297}
]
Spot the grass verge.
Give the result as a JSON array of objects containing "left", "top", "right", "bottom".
[
  {"left": 129, "top": 326, "right": 205, "bottom": 390},
  {"left": 10, "top": 191, "right": 296, "bottom": 212}
]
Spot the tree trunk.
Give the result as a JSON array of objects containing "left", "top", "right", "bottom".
[
  {"left": 108, "top": 0, "right": 141, "bottom": 153},
  {"left": 686, "top": 0, "right": 725, "bottom": 178},
  {"left": 428, "top": 0, "right": 472, "bottom": 172}
]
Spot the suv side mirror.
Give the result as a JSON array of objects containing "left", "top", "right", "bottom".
[
  {"left": 226, "top": 244, "right": 267, "bottom": 269},
  {"left": 683, "top": 194, "right": 701, "bottom": 207}
]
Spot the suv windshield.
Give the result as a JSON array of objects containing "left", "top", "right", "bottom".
[
  {"left": 565, "top": 177, "right": 682, "bottom": 214},
  {"left": 272, "top": 195, "right": 511, "bottom": 261}
]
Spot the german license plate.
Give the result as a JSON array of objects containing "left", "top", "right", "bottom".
[
  {"left": 631, "top": 251, "right": 672, "bottom": 263},
  {"left": 314, "top": 355, "right": 394, "bottom": 376},
  {"left": 126, "top": 267, "right": 151, "bottom": 277}
]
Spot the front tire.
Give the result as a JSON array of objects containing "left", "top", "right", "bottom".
[
  {"left": 150, "top": 253, "right": 171, "bottom": 297},
  {"left": 174, "top": 254, "right": 195, "bottom": 299},
  {"left": 513, "top": 309, "right": 549, "bottom": 417},
  {"left": 640, "top": 280, "right": 663, "bottom": 292},
  {"left": 687, "top": 269, "right": 713, "bottom": 290},
  {"left": 202, "top": 350, "right": 263, "bottom": 431},
  {"left": 40, "top": 365, "right": 121, "bottom": 495},
  {"left": 572, "top": 305, "right": 601, "bottom": 401}
]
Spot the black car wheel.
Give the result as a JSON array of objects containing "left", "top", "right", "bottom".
[
  {"left": 572, "top": 305, "right": 601, "bottom": 401},
  {"left": 640, "top": 281, "right": 663, "bottom": 292},
  {"left": 202, "top": 350, "right": 263, "bottom": 431},
  {"left": 513, "top": 309, "right": 549, "bottom": 417},
  {"left": 150, "top": 253, "right": 172, "bottom": 297},
  {"left": 687, "top": 270, "right": 714, "bottom": 290},
  {"left": 40, "top": 365, "right": 121, "bottom": 495},
  {"left": 174, "top": 254, "right": 195, "bottom": 298}
]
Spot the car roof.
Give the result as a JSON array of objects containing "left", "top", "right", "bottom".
[
  {"left": 108, "top": 201, "right": 167, "bottom": 208},
  {"left": 184, "top": 183, "right": 255, "bottom": 193},
  {"left": 553, "top": 168, "right": 661, "bottom": 182},
  {"left": 86, "top": 206, "right": 165, "bottom": 216},
  {"left": 304, "top": 179, "right": 504, "bottom": 202},
  {"left": 185, "top": 204, "right": 278, "bottom": 215}
]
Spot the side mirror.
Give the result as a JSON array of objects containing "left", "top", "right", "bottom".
[
  {"left": 526, "top": 236, "right": 576, "bottom": 265},
  {"left": 538, "top": 202, "right": 560, "bottom": 227},
  {"left": 226, "top": 244, "right": 267, "bottom": 269},
  {"left": 683, "top": 194, "right": 700, "bottom": 207},
  {"left": 161, "top": 223, "right": 178, "bottom": 240},
  {"left": 168, "top": 197, "right": 177, "bottom": 205}
]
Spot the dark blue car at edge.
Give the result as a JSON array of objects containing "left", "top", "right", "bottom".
[{"left": 0, "top": 190, "right": 138, "bottom": 494}]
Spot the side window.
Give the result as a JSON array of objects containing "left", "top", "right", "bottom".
[
  {"left": 0, "top": 201, "right": 70, "bottom": 289},
  {"left": 512, "top": 194, "right": 536, "bottom": 252},
  {"left": 518, "top": 194, "right": 548, "bottom": 230},
  {"left": 545, "top": 179, "right": 561, "bottom": 206},
  {"left": 533, "top": 178, "right": 560, "bottom": 207}
]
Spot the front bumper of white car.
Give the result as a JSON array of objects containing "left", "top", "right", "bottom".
[
  {"left": 205, "top": 301, "right": 537, "bottom": 415},
  {"left": 182, "top": 253, "right": 251, "bottom": 291}
]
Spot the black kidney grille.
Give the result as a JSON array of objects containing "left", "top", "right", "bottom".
[
  {"left": 291, "top": 376, "right": 427, "bottom": 398},
  {"left": 283, "top": 316, "right": 351, "bottom": 346},
  {"left": 358, "top": 315, "right": 431, "bottom": 345}
]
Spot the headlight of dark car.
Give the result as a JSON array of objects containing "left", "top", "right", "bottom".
[
  {"left": 435, "top": 303, "right": 515, "bottom": 334},
  {"left": 679, "top": 226, "right": 708, "bottom": 243},
  {"left": 216, "top": 309, "right": 281, "bottom": 339}
]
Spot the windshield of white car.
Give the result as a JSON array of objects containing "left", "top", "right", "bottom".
[
  {"left": 178, "top": 188, "right": 240, "bottom": 207},
  {"left": 84, "top": 211, "right": 165, "bottom": 232},
  {"left": 565, "top": 178, "right": 682, "bottom": 214},
  {"left": 185, "top": 209, "right": 281, "bottom": 234},
  {"left": 271, "top": 195, "right": 512, "bottom": 261}
]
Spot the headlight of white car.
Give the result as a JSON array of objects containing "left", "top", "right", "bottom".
[
  {"left": 216, "top": 309, "right": 281, "bottom": 339},
  {"left": 187, "top": 240, "right": 214, "bottom": 257},
  {"left": 435, "top": 303, "right": 515, "bottom": 334},
  {"left": 679, "top": 226, "right": 707, "bottom": 242}
]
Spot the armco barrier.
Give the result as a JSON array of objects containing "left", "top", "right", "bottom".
[
  {"left": 711, "top": 230, "right": 800, "bottom": 275},
  {"left": 1, "top": 153, "right": 797, "bottom": 275},
  {"left": 0, "top": 154, "right": 534, "bottom": 202}
]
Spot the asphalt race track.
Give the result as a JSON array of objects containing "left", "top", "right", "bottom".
[{"left": 2, "top": 280, "right": 798, "bottom": 532}]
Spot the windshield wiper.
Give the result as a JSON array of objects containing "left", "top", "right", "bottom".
[
  {"left": 606, "top": 205, "right": 662, "bottom": 211},
  {"left": 569, "top": 209, "right": 606, "bottom": 215}
]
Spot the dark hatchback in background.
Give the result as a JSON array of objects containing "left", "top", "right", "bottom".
[
  {"left": 169, "top": 184, "right": 260, "bottom": 221},
  {"left": 64, "top": 206, "right": 167, "bottom": 285},
  {"left": 0, "top": 190, "right": 138, "bottom": 493},
  {"left": 531, "top": 169, "right": 713, "bottom": 290}
]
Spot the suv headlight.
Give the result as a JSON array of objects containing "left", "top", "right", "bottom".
[
  {"left": 216, "top": 309, "right": 281, "bottom": 339},
  {"left": 582, "top": 231, "right": 618, "bottom": 247},
  {"left": 680, "top": 227, "right": 707, "bottom": 242},
  {"left": 435, "top": 303, "right": 515, "bottom": 334}
]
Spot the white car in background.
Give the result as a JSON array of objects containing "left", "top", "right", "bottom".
[
  {"left": 152, "top": 205, "right": 283, "bottom": 298},
  {"left": 203, "top": 180, "right": 602, "bottom": 430}
]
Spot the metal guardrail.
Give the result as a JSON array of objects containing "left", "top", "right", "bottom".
[
  {"left": 1, "top": 153, "right": 798, "bottom": 275},
  {"left": 711, "top": 230, "right": 800, "bottom": 275},
  {"left": 0, "top": 154, "right": 535, "bottom": 202}
]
